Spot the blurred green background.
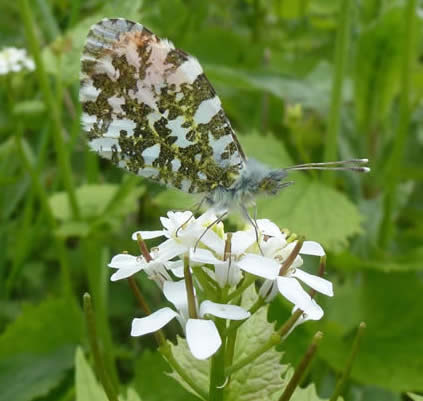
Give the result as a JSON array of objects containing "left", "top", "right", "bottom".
[{"left": 0, "top": 0, "right": 422, "bottom": 400}]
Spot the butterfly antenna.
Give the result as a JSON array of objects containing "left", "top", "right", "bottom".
[{"left": 285, "top": 158, "right": 370, "bottom": 173}]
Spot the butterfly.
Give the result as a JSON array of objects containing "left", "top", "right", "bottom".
[{"left": 80, "top": 18, "right": 369, "bottom": 224}]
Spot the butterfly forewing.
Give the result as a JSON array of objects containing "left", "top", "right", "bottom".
[{"left": 80, "top": 18, "right": 246, "bottom": 193}]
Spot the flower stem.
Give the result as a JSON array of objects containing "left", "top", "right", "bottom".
[
  {"left": 226, "top": 274, "right": 256, "bottom": 302},
  {"left": 329, "top": 322, "right": 366, "bottom": 401},
  {"left": 184, "top": 254, "right": 198, "bottom": 319},
  {"left": 83, "top": 293, "right": 119, "bottom": 401},
  {"left": 127, "top": 276, "right": 166, "bottom": 347},
  {"left": 279, "top": 331, "right": 323, "bottom": 401},
  {"left": 209, "top": 319, "right": 227, "bottom": 401},
  {"left": 323, "top": 0, "right": 353, "bottom": 185},
  {"left": 379, "top": 0, "right": 417, "bottom": 247},
  {"left": 19, "top": 0, "right": 80, "bottom": 219},
  {"left": 280, "top": 237, "right": 304, "bottom": 276},
  {"left": 160, "top": 343, "right": 208, "bottom": 401}
]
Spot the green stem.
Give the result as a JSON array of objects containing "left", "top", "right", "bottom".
[
  {"left": 329, "top": 322, "right": 366, "bottom": 401},
  {"left": 323, "top": 0, "right": 353, "bottom": 185},
  {"left": 13, "top": 127, "right": 73, "bottom": 296},
  {"left": 279, "top": 332, "right": 323, "bottom": 401},
  {"left": 184, "top": 254, "right": 198, "bottom": 319},
  {"left": 226, "top": 274, "right": 256, "bottom": 302},
  {"left": 160, "top": 343, "right": 208, "bottom": 401},
  {"left": 209, "top": 319, "right": 226, "bottom": 401},
  {"left": 83, "top": 242, "right": 119, "bottom": 390},
  {"left": 127, "top": 277, "right": 166, "bottom": 347},
  {"left": 83, "top": 293, "right": 119, "bottom": 401},
  {"left": 379, "top": 0, "right": 417, "bottom": 247},
  {"left": 19, "top": 0, "right": 80, "bottom": 219}
]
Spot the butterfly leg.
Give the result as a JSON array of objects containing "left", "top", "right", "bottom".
[
  {"left": 193, "top": 212, "right": 228, "bottom": 252},
  {"left": 241, "top": 204, "right": 263, "bottom": 255}
]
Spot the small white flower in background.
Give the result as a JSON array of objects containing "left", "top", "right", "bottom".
[
  {"left": 130, "top": 280, "right": 250, "bottom": 359},
  {"left": 0, "top": 47, "right": 35, "bottom": 75}
]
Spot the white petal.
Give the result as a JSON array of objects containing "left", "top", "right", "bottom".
[
  {"left": 237, "top": 254, "right": 280, "bottom": 280},
  {"left": 131, "top": 307, "right": 178, "bottom": 336},
  {"left": 186, "top": 319, "right": 221, "bottom": 359},
  {"left": 231, "top": 231, "right": 256, "bottom": 255},
  {"left": 131, "top": 230, "right": 165, "bottom": 240},
  {"left": 108, "top": 254, "right": 139, "bottom": 269},
  {"left": 276, "top": 277, "right": 323, "bottom": 319},
  {"left": 110, "top": 266, "right": 142, "bottom": 281},
  {"left": 157, "top": 239, "right": 187, "bottom": 260},
  {"left": 200, "top": 229, "right": 225, "bottom": 255},
  {"left": 190, "top": 248, "right": 222, "bottom": 265},
  {"left": 199, "top": 300, "right": 250, "bottom": 320},
  {"left": 300, "top": 241, "right": 325, "bottom": 257},
  {"left": 257, "top": 219, "right": 283, "bottom": 238},
  {"left": 292, "top": 269, "right": 333, "bottom": 296},
  {"left": 163, "top": 280, "right": 189, "bottom": 310}
]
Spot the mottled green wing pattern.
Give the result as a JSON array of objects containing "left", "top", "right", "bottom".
[{"left": 80, "top": 18, "right": 246, "bottom": 193}]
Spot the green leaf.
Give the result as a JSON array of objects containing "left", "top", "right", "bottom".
[
  {"left": 42, "top": 0, "right": 143, "bottom": 85},
  {"left": 75, "top": 347, "right": 108, "bottom": 401},
  {"left": 354, "top": 7, "right": 404, "bottom": 131},
  {"left": 319, "top": 271, "right": 423, "bottom": 392},
  {"left": 0, "top": 297, "right": 83, "bottom": 401},
  {"left": 226, "top": 286, "right": 288, "bottom": 401},
  {"left": 408, "top": 393, "right": 423, "bottom": 401},
  {"left": 206, "top": 62, "right": 336, "bottom": 115},
  {"left": 241, "top": 133, "right": 364, "bottom": 251},
  {"left": 289, "top": 380, "right": 334, "bottom": 401},
  {"left": 167, "top": 339, "right": 209, "bottom": 399},
  {"left": 0, "top": 347, "right": 74, "bottom": 401},
  {"left": 49, "top": 184, "right": 145, "bottom": 222},
  {"left": 133, "top": 350, "right": 197, "bottom": 401}
]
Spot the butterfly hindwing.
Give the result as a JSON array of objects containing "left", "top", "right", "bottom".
[{"left": 80, "top": 18, "right": 246, "bottom": 193}]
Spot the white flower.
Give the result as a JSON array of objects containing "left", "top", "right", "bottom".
[
  {"left": 108, "top": 248, "right": 174, "bottom": 285},
  {"left": 0, "top": 47, "right": 34, "bottom": 75},
  {"left": 132, "top": 210, "right": 222, "bottom": 262},
  {"left": 131, "top": 280, "right": 250, "bottom": 359},
  {"left": 190, "top": 222, "right": 282, "bottom": 287},
  {"left": 255, "top": 220, "right": 333, "bottom": 320}
]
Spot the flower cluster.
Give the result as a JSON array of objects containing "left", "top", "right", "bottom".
[
  {"left": 109, "top": 210, "right": 333, "bottom": 359},
  {"left": 0, "top": 47, "right": 35, "bottom": 75}
]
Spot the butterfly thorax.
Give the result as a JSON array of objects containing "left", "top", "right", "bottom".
[{"left": 204, "top": 158, "right": 287, "bottom": 212}]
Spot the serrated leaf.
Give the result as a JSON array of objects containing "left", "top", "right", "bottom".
[
  {"left": 167, "top": 339, "right": 209, "bottom": 399},
  {"left": 226, "top": 286, "right": 288, "bottom": 401},
  {"left": 241, "top": 133, "right": 363, "bottom": 252},
  {"left": 0, "top": 298, "right": 83, "bottom": 401},
  {"left": 75, "top": 347, "right": 108, "bottom": 401}
]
